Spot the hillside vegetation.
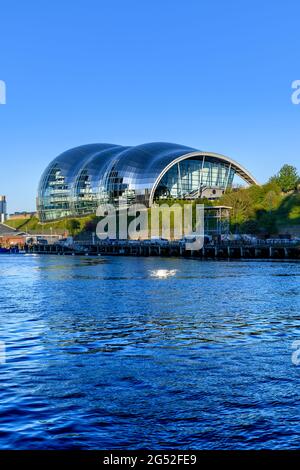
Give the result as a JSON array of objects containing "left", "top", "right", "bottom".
[
  {"left": 219, "top": 185, "right": 300, "bottom": 235},
  {"left": 216, "top": 164, "right": 300, "bottom": 235}
]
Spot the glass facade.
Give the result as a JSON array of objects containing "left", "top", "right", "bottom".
[
  {"left": 37, "top": 142, "right": 256, "bottom": 221},
  {"left": 155, "top": 157, "right": 235, "bottom": 200}
]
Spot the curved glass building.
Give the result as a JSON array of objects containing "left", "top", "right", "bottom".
[{"left": 37, "top": 142, "right": 258, "bottom": 221}]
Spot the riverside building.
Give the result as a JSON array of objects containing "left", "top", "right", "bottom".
[{"left": 37, "top": 142, "right": 258, "bottom": 222}]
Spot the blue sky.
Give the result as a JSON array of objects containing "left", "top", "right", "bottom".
[{"left": 0, "top": 0, "right": 300, "bottom": 212}]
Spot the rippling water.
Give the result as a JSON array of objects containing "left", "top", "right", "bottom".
[{"left": 0, "top": 254, "right": 299, "bottom": 449}]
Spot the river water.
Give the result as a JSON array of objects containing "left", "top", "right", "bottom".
[{"left": 0, "top": 254, "right": 299, "bottom": 449}]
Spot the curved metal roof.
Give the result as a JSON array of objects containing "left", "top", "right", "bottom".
[
  {"left": 38, "top": 143, "right": 121, "bottom": 194},
  {"left": 39, "top": 141, "right": 257, "bottom": 191}
]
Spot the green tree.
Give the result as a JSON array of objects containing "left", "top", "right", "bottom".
[
  {"left": 220, "top": 189, "right": 255, "bottom": 226},
  {"left": 270, "top": 165, "right": 299, "bottom": 192},
  {"left": 264, "top": 190, "right": 280, "bottom": 212},
  {"left": 66, "top": 219, "right": 81, "bottom": 236}
]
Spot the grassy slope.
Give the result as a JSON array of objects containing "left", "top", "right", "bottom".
[
  {"left": 5, "top": 215, "right": 94, "bottom": 234},
  {"left": 4, "top": 218, "right": 28, "bottom": 229}
]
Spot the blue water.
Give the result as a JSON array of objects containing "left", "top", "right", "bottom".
[{"left": 0, "top": 254, "right": 300, "bottom": 449}]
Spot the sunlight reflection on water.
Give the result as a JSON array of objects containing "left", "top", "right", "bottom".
[{"left": 150, "top": 269, "right": 177, "bottom": 278}]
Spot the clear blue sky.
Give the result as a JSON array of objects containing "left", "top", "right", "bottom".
[{"left": 0, "top": 0, "right": 300, "bottom": 213}]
